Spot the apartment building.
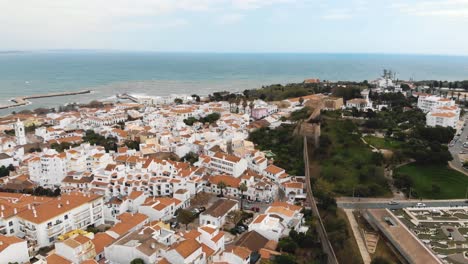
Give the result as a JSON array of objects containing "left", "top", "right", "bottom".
[
  {"left": 27, "top": 149, "right": 67, "bottom": 187},
  {"left": 15, "top": 192, "right": 104, "bottom": 250},
  {"left": 209, "top": 152, "right": 247, "bottom": 177}
]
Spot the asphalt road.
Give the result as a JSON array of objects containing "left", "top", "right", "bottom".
[
  {"left": 338, "top": 199, "right": 468, "bottom": 209},
  {"left": 449, "top": 116, "right": 468, "bottom": 172}
]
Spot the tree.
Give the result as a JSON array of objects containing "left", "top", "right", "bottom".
[
  {"left": 217, "top": 181, "right": 227, "bottom": 197},
  {"left": 277, "top": 237, "right": 298, "bottom": 253},
  {"left": 191, "top": 94, "right": 201, "bottom": 102},
  {"left": 242, "top": 100, "right": 248, "bottom": 114},
  {"left": 227, "top": 210, "right": 243, "bottom": 225},
  {"left": 176, "top": 209, "right": 195, "bottom": 229},
  {"left": 174, "top": 98, "right": 183, "bottom": 104},
  {"left": 272, "top": 254, "right": 297, "bottom": 264},
  {"left": 249, "top": 101, "right": 255, "bottom": 117},
  {"left": 182, "top": 152, "right": 199, "bottom": 165},
  {"left": 130, "top": 258, "right": 145, "bottom": 264},
  {"left": 298, "top": 97, "right": 304, "bottom": 106},
  {"left": 371, "top": 257, "right": 391, "bottom": 264},
  {"left": 238, "top": 182, "right": 248, "bottom": 210}
]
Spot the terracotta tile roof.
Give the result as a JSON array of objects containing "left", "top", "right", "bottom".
[
  {"left": 16, "top": 192, "right": 102, "bottom": 224},
  {"left": 213, "top": 152, "right": 241, "bottom": 163},
  {"left": 46, "top": 254, "right": 72, "bottom": 264},
  {"left": 203, "top": 199, "right": 238, "bottom": 218},
  {"left": 252, "top": 214, "right": 267, "bottom": 224},
  {"left": 92, "top": 233, "right": 115, "bottom": 253},
  {"left": 226, "top": 245, "right": 251, "bottom": 259},
  {"left": 212, "top": 231, "right": 224, "bottom": 243},
  {"left": 235, "top": 231, "right": 269, "bottom": 252},
  {"left": 172, "top": 238, "right": 201, "bottom": 258},
  {"left": 209, "top": 175, "right": 241, "bottom": 188},
  {"left": 200, "top": 226, "right": 216, "bottom": 235},
  {"left": 265, "top": 165, "right": 284, "bottom": 175},
  {"left": 180, "top": 229, "right": 200, "bottom": 240},
  {"left": 201, "top": 243, "right": 215, "bottom": 257}
]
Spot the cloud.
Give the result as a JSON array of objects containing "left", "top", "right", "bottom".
[
  {"left": 217, "top": 13, "right": 245, "bottom": 24},
  {"left": 322, "top": 9, "right": 354, "bottom": 20},
  {"left": 394, "top": 0, "right": 468, "bottom": 18}
]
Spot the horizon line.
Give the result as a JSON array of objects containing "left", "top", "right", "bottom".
[{"left": 1, "top": 49, "right": 468, "bottom": 57}]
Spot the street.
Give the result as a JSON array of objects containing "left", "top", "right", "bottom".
[
  {"left": 448, "top": 115, "right": 468, "bottom": 173},
  {"left": 337, "top": 197, "right": 468, "bottom": 209}
]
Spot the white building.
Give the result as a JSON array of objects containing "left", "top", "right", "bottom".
[
  {"left": 417, "top": 95, "right": 455, "bottom": 113},
  {"left": 209, "top": 152, "right": 247, "bottom": 178},
  {"left": 54, "top": 233, "right": 96, "bottom": 263},
  {"left": 213, "top": 245, "right": 251, "bottom": 264},
  {"left": 27, "top": 149, "right": 68, "bottom": 187},
  {"left": 248, "top": 214, "right": 286, "bottom": 241},
  {"left": 15, "top": 192, "right": 104, "bottom": 250},
  {"left": 417, "top": 95, "right": 460, "bottom": 128},
  {"left": 199, "top": 199, "right": 239, "bottom": 228},
  {"left": 0, "top": 235, "right": 29, "bottom": 264},
  {"left": 426, "top": 111, "right": 459, "bottom": 128},
  {"left": 345, "top": 89, "right": 373, "bottom": 111},
  {"left": 14, "top": 119, "right": 27, "bottom": 145}
]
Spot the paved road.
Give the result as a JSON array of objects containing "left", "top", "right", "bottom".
[
  {"left": 338, "top": 198, "right": 468, "bottom": 209},
  {"left": 449, "top": 116, "right": 468, "bottom": 172}
]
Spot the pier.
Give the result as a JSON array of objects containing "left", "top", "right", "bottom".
[
  {"left": 0, "top": 90, "right": 92, "bottom": 110},
  {"left": 116, "top": 93, "right": 139, "bottom": 103}
]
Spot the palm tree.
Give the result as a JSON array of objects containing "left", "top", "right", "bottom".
[
  {"left": 249, "top": 101, "right": 255, "bottom": 117},
  {"left": 458, "top": 92, "right": 461, "bottom": 102},
  {"left": 217, "top": 181, "right": 226, "bottom": 197},
  {"left": 451, "top": 90, "right": 455, "bottom": 99},
  {"left": 299, "top": 97, "right": 304, "bottom": 106},
  {"left": 242, "top": 100, "right": 248, "bottom": 114},
  {"left": 238, "top": 182, "right": 248, "bottom": 211},
  {"left": 235, "top": 98, "right": 241, "bottom": 113},
  {"left": 228, "top": 98, "right": 234, "bottom": 113},
  {"left": 465, "top": 94, "right": 467, "bottom": 102}
]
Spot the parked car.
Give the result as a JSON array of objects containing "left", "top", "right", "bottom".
[
  {"left": 170, "top": 221, "right": 179, "bottom": 228},
  {"left": 388, "top": 201, "right": 399, "bottom": 205},
  {"left": 198, "top": 206, "right": 206, "bottom": 212},
  {"left": 416, "top": 202, "right": 426, "bottom": 207}
]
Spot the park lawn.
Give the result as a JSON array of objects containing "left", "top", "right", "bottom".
[
  {"left": 363, "top": 135, "right": 402, "bottom": 150},
  {"left": 396, "top": 163, "right": 468, "bottom": 199},
  {"left": 319, "top": 119, "right": 392, "bottom": 197}
]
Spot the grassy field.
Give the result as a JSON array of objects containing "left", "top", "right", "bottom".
[
  {"left": 363, "top": 135, "right": 402, "bottom": 150},
  {"left": 395, "top": 163, "right": 468, "bottom": 199},
  {"left": 318, "top": 119, "right": 392, "bottom": 197}
]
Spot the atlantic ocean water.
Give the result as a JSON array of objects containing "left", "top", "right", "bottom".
[{"left": 1, "top": 51, "right": 468, "bottom": 115}]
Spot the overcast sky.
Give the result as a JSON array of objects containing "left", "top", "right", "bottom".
[{"left": 1, "top": 0, "right": 468, "bottom": 55}]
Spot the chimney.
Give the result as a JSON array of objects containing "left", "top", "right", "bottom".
[
  {"left": 27, "top": 204, "right": 31, "bottom": 210},
  {"left": 0, "top": 212, "right": 3, "bottom": 218},
  {"left": 66, "top": 200, "right": 70, "bottom": 205},
  {"left": 0, "top": 205, "right": 4, "bottom": 211},
  {"left": 13, "top": 208, "right": 17, "bottom": 214},
  {"left": 58, "top": 204, "right": 61, "bottom": 208},
  {"left": 33, "top": 211, "right": 37, "bottom": 218}
]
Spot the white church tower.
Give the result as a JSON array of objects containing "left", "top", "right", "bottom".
[{"left": 14, "top": 119, "right": 27, "bottom": 145}]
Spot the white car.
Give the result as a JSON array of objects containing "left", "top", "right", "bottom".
[
  {"left": 416, "top": 202, "right": 426, "bottom": 207},
  {"left": 388, "top": 201, "right": 398, "bottom": 205}
]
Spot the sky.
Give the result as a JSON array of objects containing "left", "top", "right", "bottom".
[{"left": 1, "top": 0, "right": 468, "bottom": 55}]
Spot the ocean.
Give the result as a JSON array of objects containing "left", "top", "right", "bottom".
[{"left": 1, "top": 51, "right": 468, "bottom": 115}]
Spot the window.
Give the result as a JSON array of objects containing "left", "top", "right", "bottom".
[
  {"left": 8, "top": 221, "right": 13, "bottom": 226},
  {"left": 9, "top": 229, "right": 14, "bottom": 234},
  {"left": 64, "top": 215, "right": 68, "bottom": 220},
  {"left": 49, "top": 237, "right": 54, "bottom": 243}
]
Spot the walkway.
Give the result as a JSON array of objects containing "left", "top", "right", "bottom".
[{"left": 344, "top": 209, "right": 371, "bottom": 264}]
